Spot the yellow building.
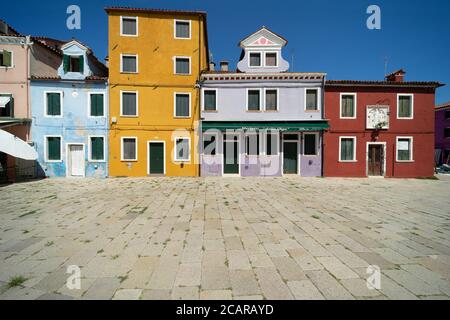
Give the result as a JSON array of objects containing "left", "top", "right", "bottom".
[{"left": 105, "top": 7, "right": 209, "bottom": 176}]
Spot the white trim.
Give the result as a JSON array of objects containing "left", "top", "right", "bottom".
[
  {"left": 174, "top": 92, "right": 191, "bottom": 118},
  {"left": 222, "top": 133, "right": 241, "bottom": 176},
  {"left": 264, "top": 88, "right": 279, "bottom": 111},
  {"left": 65, "top": 143, "right": 86, "bottom": 177},
  {"left": 264, "top": 51, "right": 279, "bottom": 68},
  {"left": 44, "top": 135, "right": 63, "bottom": 163},
  {"left": 121, "top": 136, "right": 138, "bottom": 162},
  {"left": 248, "top": 51, "right": 262, "bottom": 68},
  {"left": 173, "top": 56, "right": 192, "bottom": 75},
  {"left": 303, "top": 132, "right": 319, "bottom": 156},
  {"left": 202, "top": 88, "right": 218, "bottom": 112},
  {"left": 366, "top": 142, "right": 386, "bottom": 177},
  {"left": 304, "top": 88, "right": 320, "bottom": 112},
  {"left": 120, "top": 54, "right": 138, "bottom": 74},
  {"left": 339, "top": 136, "right": 357, "bottom": 162},
  {"left": 174, "top": 19, "right": 191, "bottom": 39},
  {"left": 44, "top": 91, "right": 63, "bottom": 118},
  {"left": 147, "top": 141, "right": 166, "bottom": 175},
  {"left": 397, "top": 94, "right": 414, "bottom": 119},
  {"left": 120, "top": 90, "right": 138, "bottom": 117},
  {"left": 88, "top": 135, "right": 106, "bottom": 162},
  {"left": 340, "top": 92, "right": 357, "bottom": 119},
  {"left": 87, "top": 92, "right": 105, "bottom": 118},
  {"left": 0, "top": 49, "right": 14, "bottom": 68},
  {"left": 174, "top": 137, "right": 191, "bottom": 162},
  {"left": 246, "top": 88, "right": 262, "bottom": 112},
  {"left": 120, "top": 16, "right": 138, "bottom": 37},
  {"left": 396, "top": 136, "right": 414, "bottom": 162}
]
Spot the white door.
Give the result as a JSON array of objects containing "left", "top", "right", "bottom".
[{"left": 69, "top": 145, "right": 84, "bottom": 176}]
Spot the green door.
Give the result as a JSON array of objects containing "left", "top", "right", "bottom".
[
  {"left": 149, "top": 143, "right": 164, "bottom": 174},
  {"left": 223, "top": 137, "right": 239, "bottom": 175},
  {"left": 283, "top": 142, "right": 298, "bottom": 174}
]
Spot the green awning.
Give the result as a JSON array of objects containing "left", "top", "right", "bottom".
[
  {"left": 202, "top": 121, "right": 329, "bottom": 132},
  {"left": 0, "top": 118, "right": 31, "bottom": 128}
]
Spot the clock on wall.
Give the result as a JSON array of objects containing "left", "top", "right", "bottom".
[{"left": 366, "top": 105, "right": 390, "bottom": 129}]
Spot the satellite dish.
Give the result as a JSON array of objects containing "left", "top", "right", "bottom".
[{"left": 0, "top": 130, "right": 38, "bottom": 160}]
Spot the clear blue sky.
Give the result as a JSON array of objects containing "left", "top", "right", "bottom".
[{"left": 3, "top": 0, "right": 450, "bottom": 103}]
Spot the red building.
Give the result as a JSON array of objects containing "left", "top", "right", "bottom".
[{"left": 324, "top": 70, "right": 444, "bottom": 178}]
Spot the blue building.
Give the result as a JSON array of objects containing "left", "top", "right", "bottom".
[{"left": 31, "top": 39, "right": 109, "bottom": 177}]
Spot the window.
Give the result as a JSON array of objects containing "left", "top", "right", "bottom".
[
  {"left": 305, "top": 89, "right": 319, "bottom": 111},
  {"left": 265, "top": 52, "right": 277, "bottom": 67},
  {"left": 249, "top": 52, "right": 261, "bottom": 67},
  {"left": 247, "top": 90, "right": 261, "bottom": 111},
  {"left": 0, "top": 50, "right": 13, "bottom": 67},
  {"left": 121, "top": 91, "right": 138, "bottom": 116},
  {"left": 245, "top": 133, "right": 260, "bottom": 156},
  {"left": 304, "top": 134, "right": 317, "bottom": 156},
  {"left": 203, "top": 90, "right": 217, "bottom": 111},
  {"left": 121, "top": 54, "right": 138, "bottom": 73},
  {"left": 174, "top": 57, "right": 190, "bottom": 75},
  {"left": 445, "top": 128, "right": 450, "bottom": 138},
  {"left": 63, "top": 55, "right": 83, "bottom": 73},
  {"left": 339, "top": 137, "right": 356, "bottom": 162},
  {"left": 46, "top": 136, "right": 61, "bottom": 161},
  {"left": 121, "top": 16, "right": 138, "bottom": 36},
  {"left": 89, "top": 93, "right": 104, "bottom": 117},
  {"left": 396, "top": 137, "right": 413, "bottom": 161},
  {"left": 445, "top": 110, "right": 450, "bottom": 119},
  {"left": 265, "top": 89, "right": 278, "bottom": 111},
  {"left": 45, "top": 92, "right": 62, "bottom": 117},
  {"left": 175, "top": 20, "right": 191, "bottom": 39},
  {"left": 175, "top": 138, "right": 190, "bottom": 161},
  {"left": 175, "top": 93, "right": 190, "bottom": 117},
  {"left": 0, "top": 94, "right": 13, "bottom": 117},
  {"left": 266, "top": 131, "right": 279, "bottom": 155},
  {"left": 203, "top": 134, "right": 217, "bottom": 156},
  {"left": 341, "top": 93, "right": 356, "bottom": 118},
  {"left": 89, "top": 136, "right": 105, "bottom": 161},
  {"left": 398, "top": 94, "right": 413, "bottom": 119},
  {"left": 121, "top": 137, "right": 137, "bottom": 161}
]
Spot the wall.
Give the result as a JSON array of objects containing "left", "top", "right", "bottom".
[{"left": 435, "top": 108, "right": 450, "bottom": 149}]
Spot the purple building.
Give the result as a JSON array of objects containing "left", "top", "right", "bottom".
[{"left": 435, "top": 102, "right": 450, "bottom": 165}]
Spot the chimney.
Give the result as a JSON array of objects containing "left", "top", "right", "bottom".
[
  {"left": 220, "top": 61, "right": 229, "bottom": 72},
  {"left": 386, "top": 69, "right": 406, "bottom": 82},
  {"left": 209, "top": 62, "right": 216, "bottom": 71}
]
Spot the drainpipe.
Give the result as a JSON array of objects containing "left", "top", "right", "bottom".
[{"left": 321, "top": 75, "right": 326, "bottom": 177}]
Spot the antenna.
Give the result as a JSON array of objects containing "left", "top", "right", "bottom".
[
  {"left": 291, "top": 48, "right": 295, "bottom": 71},
  {"left": 384, "top": 56, "right": 389, "bottom": 77}
]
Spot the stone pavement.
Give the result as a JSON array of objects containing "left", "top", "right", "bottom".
[{"left": 0, "top": 177, "right": 449, "bottom": 300}]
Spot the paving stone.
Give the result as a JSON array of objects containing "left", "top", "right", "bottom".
[
  {"left": 377, "top": 276, "right": 419, "bottom": 300},
  {"left": 287, "top": 280, "right": 324, "bottom": 300},
  {"left": 141, "top": 289, "right": 171, "bottom": 300},
  {"left": 227, "top": 250, "right": 251, "bottom": 270},
  {"left": 82, "top": 277, "right": 121, "bottom": 300},
  {"left": 201, "top": 266, "right": 230, "bottom": 290},
  {"left": 112, "top": 289, "right": 142, "bottom": 300},
  {"left": 147, "top": 257, "right": 179, "bottom": 290},
  {"left": 306, "top": 270, "right": 354, "bottom": 300},
  {"left": 340, "top": 278, "right": 381, "bottom": 297},
  {"left": 254, "top": 267, "right": 294, "bottom": 300},
  {"left": 172, "top": 286, "right": 199, "bottom": 300},
  {"left": 317, "top": 256, "right": 359, "bottom": 280},
  {"left": 200, "top": 290, "right": 232, "bottom": 300},
  {"left": 174, "top": 263, "right": 201, "bottom": 287},
  {"left": 272, "top": 257, "right": 306, "bottom": 281},
  {"left": 230, "top": 270, "right": 261, "bottom": 296},
  {"left": 0, "top": 286, "right": 46, "bottom": 300},
  {"left": 384, "top": 269, "right": 442, "bottom": 296}
]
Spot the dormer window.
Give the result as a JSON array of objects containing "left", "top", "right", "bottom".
[
  {"left": 63, "top": 55, "right": 84, "bottom": 73},
  {"left": 265, "top": 52, "right": 277, "bottom": 67},
  {"left": 249, "top": 52, "right": 262, "bottom": 67}
]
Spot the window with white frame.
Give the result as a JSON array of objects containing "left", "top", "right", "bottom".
[
  {"left": 398, "top": 94, "right": 413, "bottom": 119},
  {"left": 45, "top": 92, "right": 62, "bottom": 117},
  {"left": 203, "top": 133, "right": 217, "bottom": 156},
  {"left": 121, "top": 54, "right": 138, "bottom": 73},
  {"left": 249, "top": 52, "right": 261, "bottom": 67},
  {"left": 0, "top": 50, "right": 13, "bottom": 67},
  {"left": 304, "top": 134, "right": 317, "bottom": 156},
  {"left": 339, "top": 137, "right": 356, "bottom": 161},
  {"left": 89, "top": 136, "right": 105, "bottom": 161},
  {"left": 46, "top": 136, "right": 62, "bottom": 161},
  {"left": 175, "top": 93, "right": 190, "bottom": 117},
  {"left": 305, "top": 89, "right": 319, "bottom": 111},
  {"left": 245, "top": 132, "right": 260, "bottom": 156},
  {"left": 203, "top": 89, "right": 217, "bottom": 111},
  {"left": 174, "top": 57, "right": 190, "bottom": 75},
  {"left": 121, "top": 16, "right": 138, "bottom": 36},
  {"left": 121, "top": 91, "right": 137, "bottom": 116},
  {"left": 174, "top": 20, "right": 191, "bottom": 39},
  {"left": 175, "top": 138, "right": 190, "bottom": 161},
  {"left": 445, "top": 128, "right": 450, "bottom": 138},
  {"left": 89, "top": 93, "right": 104, "bottom": 117},
  {"left": 265, "top": 89, "right": 278, "bottom": 111},
  {"left": 396, "top": 137, "right": 413, "bottom": 161},
  {"left": 341, "top": 93, "right": 356, "bottom": 118},
  {"left": 121, "top": 137, "right": 137, "bottom": 161},
  {"left": 265, "top": 52, "right": 277, "bottom": 67},
  {"left": 0, "top": 94, "right": 13, "bottom": 117},
  {"left": 266, "top": 131, "right": 279, "bottom": 155},
  {"left": 247, "top": 90, "right": 261, "bottom": 111}
]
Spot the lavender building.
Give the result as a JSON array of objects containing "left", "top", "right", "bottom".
[
  {"left": 200, "top": 27, "right": 328, "bottom": 177},
  {"left": 435, "top": 102, "right": 450, "bottom": 165}
]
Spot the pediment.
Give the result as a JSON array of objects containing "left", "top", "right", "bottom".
[{"left": 240, "top": 27, "right": 287, "bottom": 48}]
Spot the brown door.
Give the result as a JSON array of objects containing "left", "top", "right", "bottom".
[{"left": 368, "top": 145, "right": 383, "bottom": 176}]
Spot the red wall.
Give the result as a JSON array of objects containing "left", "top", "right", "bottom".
[{"left": 324, "top": 86, "right": 436, "bottom": 178}]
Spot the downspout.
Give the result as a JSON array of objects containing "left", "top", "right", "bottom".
[
  {"left": 321, "top": 75, "right": 326, "bottom": 177},
  {"left": 197, "top": 14, "right": 202, "bottom": 178}
]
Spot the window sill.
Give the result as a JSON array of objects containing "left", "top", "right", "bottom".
[
  {"left": 120, "top": 115, "right": 139, "bottom": 118},
  {"left": 174, "top": 37, "right": 191, "bottom": 40},
  {"left": 46, "top": 160, "right": 63, "bottom": 163},
  {"left": 203, "top": 110, "right": 218, "bottom": 113},
  {"left": 121, "top": 159, "right": 138, "bottom": 162},
  {"left": 44, "top": 115, "right": 63, "bottom": 118},
  {"left": 305, "top": 110, "right": 320, "bottom": 113},
  {"left": 120, "top": 71, "right": 139, "bottom": 74},
  {"left": 174, "top": 73, "right": 192, "bottom": 76},
  {"left": 174, "top": 116, "right": 191, "bottom": 119},
  {"left": 246, "top": 110, "right": 262, "bottom": 113},
  {"left": 174, "top": 159, "right": 191, "bottom": 163},
  {"left": 339, "top": 160, "right": 357, "bottom": 163},
  {"left": 340, "top": 117, "right": 357, "bottom": 120},
  {"left": 396, "top": 160, "right": 415, "bottom": 163},
  {"left": 120, "top": 34, "right": 138, "bottom": 37},
  {"left": 397, "top": 117, "right": 414, "bottom": 120},
  {"left": 265, "top": 110, "right": 279, "bottom": 112},
  {"left": 89, "top": 160, "right": 106, "bottom": 163},
  {"left": 0, "top": 66, "right": 14, "bottom": 69}
]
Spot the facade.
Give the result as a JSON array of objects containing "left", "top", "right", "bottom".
[
  {"left": 200, "top": 27, "right": 328, "bottom": 177},
  {"left": 105, "top": 7, "right": 209, "bottom": 177},
  {"left": 31, "top": 40, "right": 109, "bottom": 178},
  {"left": 324, "top": 70, "right": 443, "bottom": 178},
  {"left": 435, "top": 102, "right": 450, "bottom": 165}
]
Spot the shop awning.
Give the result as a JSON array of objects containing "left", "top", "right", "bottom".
[
  {"left": 202, "top": 121, "right": 329, "bottom": 132},
  {"left": 0, "top": 118, "right": 31, "bottom": 128},
  {"left": 0, "top": 129, "right": 37, "bottom": 160}
]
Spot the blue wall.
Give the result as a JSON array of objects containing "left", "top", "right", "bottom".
[{"left": 31, "top": 80, "right": 108, "bottom": 178}]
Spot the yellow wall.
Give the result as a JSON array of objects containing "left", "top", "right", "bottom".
[{"left": 107, "top": 11, "right": 208, "bottom": 177}]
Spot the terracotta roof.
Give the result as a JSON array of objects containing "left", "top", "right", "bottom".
[
  {"left": 104, "top": 6, "right": 206, "bottom": 15},
  {"left": 202, "top": 72, "right": 326, "bottom": 81},
  {"left": 0, "top": 19, "right": 22, "bottom": 36},
  {"left": 435, "top": 102, "right": 450, "bottom": 110},
  {"left": 326, "top": 80, "right": 444, "bottom": 88},
  {"left": 30, "top": 75, "right": 107, "bottom": 81},
  {"left": 385, "top": 69, "right": 406, "bottom": 77}
]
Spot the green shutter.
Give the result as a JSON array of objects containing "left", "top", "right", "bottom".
[
  {"left": 3, "top": 50, "right": 12, "bottom": 67},
  {"left": 91, "top": 137, "right": 104, "bottom": 160},
  {"left": 91, "top": 94, "right": 104, "bottom": 116},
  {"left": 48, "top": 137, "right": 61, "bottom": 160},
  {"left": 63, "top": 55, "right": 70, "bottom": 73},
  {"left": 47, "top": 93, "right": 61, "bottom": 116},
  {"left": 79, "top": 55, "right": 84, "bottom": 73}
]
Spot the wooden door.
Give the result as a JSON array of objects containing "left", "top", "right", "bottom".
[{"left": 368, "top": 145, "right": 383, "bottom": 176}]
